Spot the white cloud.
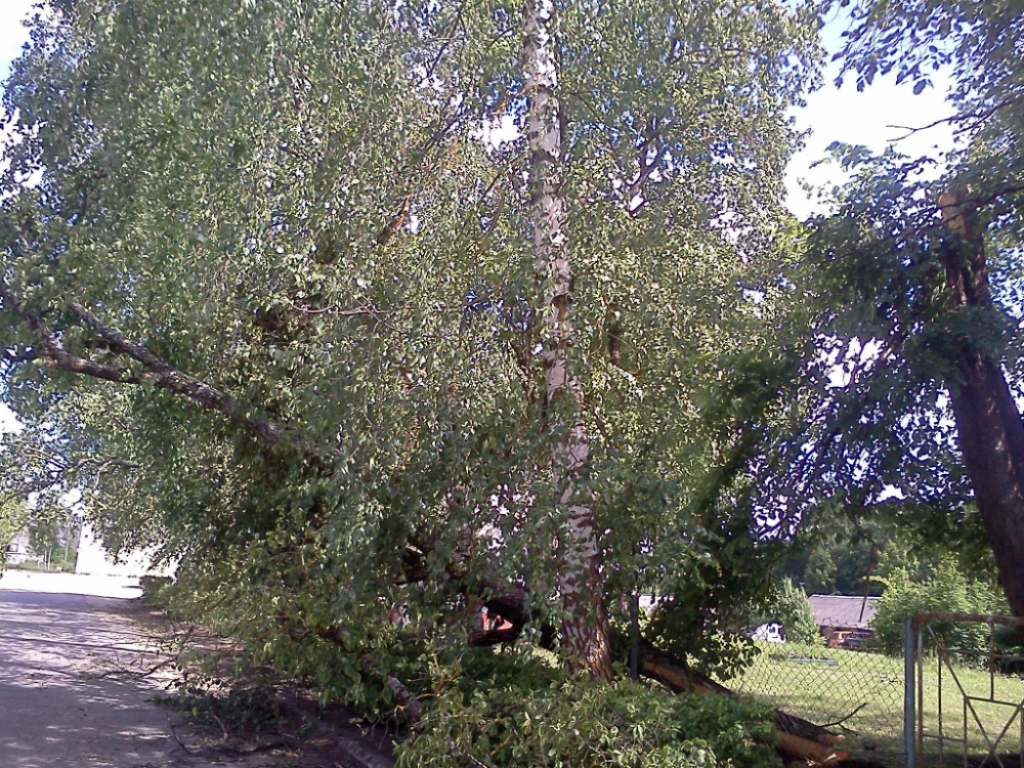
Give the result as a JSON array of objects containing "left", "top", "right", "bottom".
[{"left": 785, "top": 72, "right": 957, "bottom": 220}]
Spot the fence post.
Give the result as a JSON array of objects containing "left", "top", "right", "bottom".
[{"left": 904, "top": 614, "right": 916, "bottom": 768}]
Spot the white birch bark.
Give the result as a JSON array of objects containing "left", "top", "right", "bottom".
[{"left": 523, "top": 0, "right": 612, "bottom": 680}]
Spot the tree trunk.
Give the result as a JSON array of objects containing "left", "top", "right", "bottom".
[
  {"left": 523, "top": 0, "right": 612, "bottom": 679},
  {"left": 939, "top": 187, "right": 1024, "bottom": 619}
]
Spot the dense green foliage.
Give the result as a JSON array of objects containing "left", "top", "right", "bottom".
[
  {"left": 872, "top": 557, "right": 1006, "bottom": 656},
  {"left": 0, "top": 492, "right": 27, "bottom": 567},
  {"left": 5, "top": 0, "right": 1024, "bottom": 760},
  {"left": 0, "top": 0, "right": 821, "bottom": 716},
  {"left": 778, "top": 515, "right": 892, "bottom": 596},
  {"left": 25, "top": 504, "right": 79, "bottom": 570},
  {"left": 777, "top": 513, "right": 1001, "bottom": 598},
  {"left": 398, "top": 649, "right": 778, "bottom": 768}
]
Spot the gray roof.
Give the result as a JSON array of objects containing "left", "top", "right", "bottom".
[{"left": 808, "top": 594, "right": 880, "bottom": 631}]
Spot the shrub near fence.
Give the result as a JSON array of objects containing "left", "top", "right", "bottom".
[{"left": 724, "top": 641, "right": 905, "bottom": 763}]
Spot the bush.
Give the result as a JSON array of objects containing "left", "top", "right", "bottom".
[
  {"left": 139, "top": 575, "right": 175, "bottom": 604},
  {"left": 872, "top": 557, "right": 1005, "bottom": 656},
  {"left": 773, "top": 579, "right": 821, "bottom": 646},
  {"left": 397, "top": 648, "right": 779, "bottom": 768},
  {"left": 992, "top": 624, "right": 1024, "bottom": 676},
  {"left": 743, "top": 578, "right": 820, "bottom": 646}
]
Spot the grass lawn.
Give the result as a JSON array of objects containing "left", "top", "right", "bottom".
[{"left": 722, "top": 642, "right": 1024, "bottom": 766}]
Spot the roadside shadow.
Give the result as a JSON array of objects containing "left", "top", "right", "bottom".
[{"left": 0, "top": 587, "right": 186, "bottom": 768}]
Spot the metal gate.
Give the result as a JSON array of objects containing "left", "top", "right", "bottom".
[{"left": 907, "top": 612, "right": 1024, "bottom": 768}]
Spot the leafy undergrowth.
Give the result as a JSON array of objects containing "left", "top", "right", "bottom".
[
  {"left": 399, "top": 646, "right": 781, "bottom": 768},
  {"left": 146, "top": 582, "right": 782, "bottom": 768}
]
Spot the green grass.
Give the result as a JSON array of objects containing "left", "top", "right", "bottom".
[
  {"left": 721, "top": 642, "right": 1024, "bottom": 766},
  {"left": 4, "top": 560, "right": 72, "bottom": 573}
]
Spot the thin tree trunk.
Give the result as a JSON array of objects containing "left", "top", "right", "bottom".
[
  {"left": 523, "top": 0, "right": 612, "bottom": 679},
  {"left": 939, "top": 187, "right": 1024, "bottom": 619}
]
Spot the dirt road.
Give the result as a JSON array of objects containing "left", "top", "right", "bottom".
[
  {"left": 0, "top": 570, "right": 398, "bottom": 768},
  {"left": 0, "top": 570, "right": 188, "bottom": 768}
]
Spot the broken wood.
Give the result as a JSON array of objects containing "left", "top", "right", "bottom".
[
  {"left": 777, "top": 732, "right": 850, "bottom": 763},
  {"left": 632, "top": 636, "right": 847, "bottom": 761},
  {"left": 463, "top": 590, "right": 849, "bottom": 762}
]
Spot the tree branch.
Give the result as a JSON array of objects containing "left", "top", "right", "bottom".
[
  {"left": 68, "top": 302, "right": 167, "bottom": 368},
  {"left": 1, "top": 282, "right": 289, "bottom": 447},
  {"left": 0, "top": 282, "right": 143, "bottom": 384},
  {"left": 888, "top": 93, "right": 1024, "bottom": 139}
]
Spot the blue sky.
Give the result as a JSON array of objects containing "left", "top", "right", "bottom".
[{"left": 0, "top": 0, "right": 32, "bottom": 80}]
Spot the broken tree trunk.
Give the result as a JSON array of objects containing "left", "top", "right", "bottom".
[
  {"left": 467, "top": 604, "right": 848, "bottom": 763},
  {"left": 634, "top": 638, "right": 849, "bottom": 763}
]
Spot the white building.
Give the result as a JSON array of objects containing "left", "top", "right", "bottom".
[
  {"left": 4, "top": 529, "right": 41, "bottom": 565},
  {"left": 74, "top": 524, "right": 176, "bottom": 578}
]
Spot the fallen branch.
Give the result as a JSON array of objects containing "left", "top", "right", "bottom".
[
  {"left": 170, "top": 722, "right": 199, "bottom": 756},
  {"left": 818, "top": 702, "right": 868, "bottom": 732},
  {"left": 463, "top": 593, "right": 850, "bottom": 764},
  {"left": 80, "top": 622, "right": 199, "bottom": 682},
  {"left": 631, "top": 637, "right": 848, "bottom": 761},
  {"left": 278, "top": 621, "right": 424, "bottom": 723},
  {"left": 383, "top": 671, "right": 424, "bottom": 721}
]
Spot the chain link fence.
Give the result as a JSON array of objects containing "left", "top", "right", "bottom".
[{"left": 723, "top": 640, "right": 906, "bottom": 764}]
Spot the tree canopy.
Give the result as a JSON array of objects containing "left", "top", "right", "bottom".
[
  {"left": 3, "top": 0, "right": 1024, "bottom": 756},
  {"left": 0, "top": 0, "right": 819, "bottom": 703},
  {"left": 762, "top": 0, "right": 1024, "bottom": 619}
]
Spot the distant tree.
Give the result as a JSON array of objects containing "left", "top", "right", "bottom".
[
  {"left": 26, "top": 504, "right": 79, "bottom": 571},
  {"left": 781, "top": 579, "right": 821, "bottom": 646},
  {"left": 802, "top": 544, "right": 837, "bottom": 595},
  {"left": 772, "top": 579, "right": 821, "bottom": 646},
  {"left": 742, "top": 577, "right": 820, "bottom": 646},
  {"left": 0, "top": 493, "right": 27, "bottom": 567},
  {"left": 779, "top": 515, "right": 902, "bottom": 597},
  {"left": 28, "top": 516, "right": 58, "bottom": 570},
  {"left": 872, "top": 557, "right": 1005, "bottom": 655}
]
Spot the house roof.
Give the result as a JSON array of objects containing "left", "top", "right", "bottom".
[{"left": 808, "top": 594, "right": 880, "bottom": 631}]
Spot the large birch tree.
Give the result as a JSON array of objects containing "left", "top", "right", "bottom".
[
  {"left": 524, "top": 0, "right": 610, "bottom": 678},
  {"left": 0, "top": 0, "right": 817, "bottom": 696}
]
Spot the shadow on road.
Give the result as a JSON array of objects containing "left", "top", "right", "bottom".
[
  {"left": 0, "top": 574, "right": 187, "bottom": 768},
  {"left": 0, "top": 570, "right": 398, "bottom": 768}
]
